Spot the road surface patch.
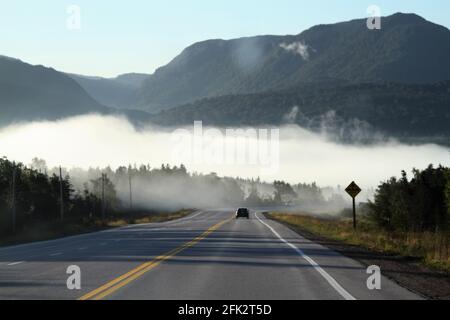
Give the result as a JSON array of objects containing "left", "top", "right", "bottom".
[
  {"left": 256, "top": 213, "right": 356, "bottom": 300},
  {"left": 79, "top": 216, "right": 232, "bottom": 300}
]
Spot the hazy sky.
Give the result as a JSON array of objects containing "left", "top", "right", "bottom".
[{"left": 1, "top": 0, "right": 449, "bottom": 77}]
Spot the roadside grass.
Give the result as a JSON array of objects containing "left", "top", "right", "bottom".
[
  {"left": 0, "top": 209, "right": 195, "bottom": 247},
  {"left": 269, "top": 213, "right": 450, "bottom": 273},
  {"left": 103, "top": 209, "right": 194, "bottom": 227}
]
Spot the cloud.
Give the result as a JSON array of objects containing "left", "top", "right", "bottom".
[
  {"left": 280, "top": 41, "right": 313, "bottom": 60},
  {"left": 234, "top": 38, "right": 265, "bottom": 72},
  {"left": 283, "top": 106, "right": 299, "bottom": 123},
  {"left": 0, "top": 115, "right": 449, "bottom": 194}
]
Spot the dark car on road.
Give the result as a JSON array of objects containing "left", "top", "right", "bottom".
[{"left": 236, "top": 208, "right": 250, "bottom": 219}]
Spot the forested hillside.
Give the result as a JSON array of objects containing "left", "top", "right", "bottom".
[
  {"left": 137, "top": 13, "right": 450, "bottom": 112},
  {"left": 151, "top": 81, "right": 450, "bottom": 144}
]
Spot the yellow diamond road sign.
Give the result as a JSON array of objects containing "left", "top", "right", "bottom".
[{"left": 345, "top": 181, "right": 361, "bottom": 199}]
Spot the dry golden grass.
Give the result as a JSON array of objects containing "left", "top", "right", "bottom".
[
  {"left": 103, "top": 209, "right": 194, "bottom": 227},
  {"left": 270, "top": 213, "right": 450, "bottom": 273},
  {"left": 129, "top": 209, "right": 193, "bottom": 225}
]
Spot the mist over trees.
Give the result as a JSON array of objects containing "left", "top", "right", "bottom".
[
  {"left": 0, "top": 157, "right": 347, "bottom": 235},
  {"left": 1, "top": 156, "right": 449, "bottom": 253},
  {"left": 67, "top": 163, "right": 345, "bottom": 211},
  {"left": 4, "top": 155, "right": 449, "bottom": 236},
  {"left": 0, "top": 157, "right": 103, "bottom": 235},
  {"left": 151, "top": 81, "right": 450, "bottom": 146}
]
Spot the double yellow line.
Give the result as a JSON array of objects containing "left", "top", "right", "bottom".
[{"left": 79, "top": 217, "right": 232, "bottom": 300}]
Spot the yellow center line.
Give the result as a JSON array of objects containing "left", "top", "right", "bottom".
[{"left": 79, "top": 216, "right": 233, "bottom": 300}]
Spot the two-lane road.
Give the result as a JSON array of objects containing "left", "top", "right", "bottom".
[{"left": 0, "top": 210, "right": 421, "bottom": 300}]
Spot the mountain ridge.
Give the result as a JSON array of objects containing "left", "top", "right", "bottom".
[
  {"left": 136, "top": 12, "right": 450, "bottom": 113},
  {"left": 1, "top": 12, "right": 449, "bottom": 145},
  {"left": 0, "top": 56, "right": 152, "bottom": 127},
  {"left": 0, "top": 55, "right": 108, "bottom": 126},
  {"left": 68, "top": 72, "right": 150, "bottom": 109}
]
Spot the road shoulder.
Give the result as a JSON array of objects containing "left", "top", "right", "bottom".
[
  {"left": 265, "top": 213, "right": 450, "bottom": 300},
  {"left": 0, "top": 209, "right": 197, "bottom": 249}
]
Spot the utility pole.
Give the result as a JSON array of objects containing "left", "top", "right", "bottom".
[
  {"left": 11, "top": 163, "right": 16, "bottom": 234},
  {"left": 101, "top": 173, "right": 106, "bottom": 220},
  {"left": 59, "top": 166, "right": 64, "bottom": 221},
  {"left": 129, "top": 171, "right": 133, "bottom": 210}
]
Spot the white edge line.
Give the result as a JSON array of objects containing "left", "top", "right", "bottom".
[
  {"left": 255, "top": 213, "right": 356, "bottom": 301},
  {"left": 50, "top": 252, "right": 63, "bottom": 256},
  {"left": 7, "top": 261, "right": 25, "bottom": 266},
  {"left": 0, "top": 211, "right": 205, "bottom": 251},
  {"left": 103, "top": 210, "right": 205, "bottom": 232}
]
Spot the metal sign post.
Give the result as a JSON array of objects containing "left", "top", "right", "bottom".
[{"left": 345, "top": 181, "right": 361, "bottom": 230}]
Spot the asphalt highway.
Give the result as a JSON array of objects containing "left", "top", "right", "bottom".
[{"left": 0, "top": 210, "right": 422, "bottom": 300}]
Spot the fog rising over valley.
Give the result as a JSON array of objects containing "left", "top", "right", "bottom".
[
  {"left": 1, "top": 3, "right": 450, "bottom": 301},
  {"left": 1, "top": 11, "right": 450, "bottom": 211},
  {"left": 1, "top": 114, "right": 448, "bottom": 198}
]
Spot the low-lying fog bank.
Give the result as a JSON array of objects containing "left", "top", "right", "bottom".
[{"left": 0, "top": 114, "right": 448, "bottom": 209}]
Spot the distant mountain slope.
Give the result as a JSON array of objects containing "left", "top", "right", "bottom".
[
  {"left": 137, "top": 13, "right": 450, "bottom": 113},
  {"left": 69, "top": 73, "right": 149, "bottom": 109},
  {"left": 0, "top": 56, "right": 152, "bottom": 127},
  {"left": 0, "top": 56, "right": 109, "bottom": 126},
  {"left": 151, "top": 81, "right": 450, "bottom": 145}
]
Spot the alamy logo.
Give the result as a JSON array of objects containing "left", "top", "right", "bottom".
[
  {"left": 66, "top": 5, "right": 81, "bottom": 30},
  {"left": 367, "top": 265, "right": 381, "bottom": 290},
  {"left": 367, "top": 5, "right": 382, "bottom": 30},
  {"left": 171, "top": 121, "right": 280, "bottom": 176},
  {"left": 66, "top": 265, "right": 81, "bottom": 290}
]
